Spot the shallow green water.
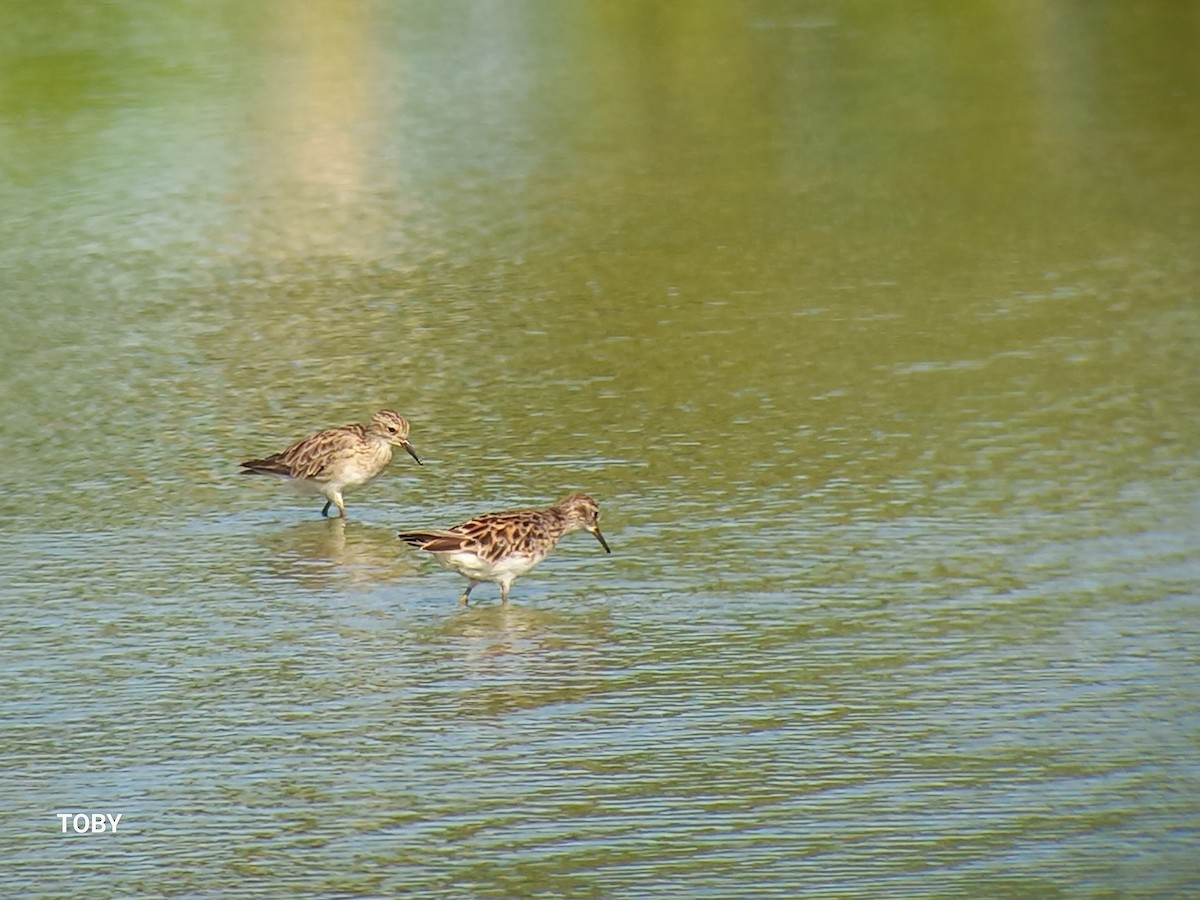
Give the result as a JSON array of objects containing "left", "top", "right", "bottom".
[{"left": 2, "top": 1, "right": 1198, "bottom": 895}]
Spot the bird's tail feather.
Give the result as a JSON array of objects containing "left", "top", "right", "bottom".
[
  {"left": 240, "top": 457, "right": 290, "bottom": 476},
  {"left": 397, "top": 530, "right": 463, "bottom": 551}
]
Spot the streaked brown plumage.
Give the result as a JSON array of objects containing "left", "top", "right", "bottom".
[
  {"left": 397, "top": 493, "right": 611, "bottom": 605},
  {"left": 240, "top": 409, "right": 421, "bottom": 518}
]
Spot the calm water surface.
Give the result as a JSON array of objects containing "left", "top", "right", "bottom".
[{"left": 2, "top": 2, "right": 1198, "bottom": 896}]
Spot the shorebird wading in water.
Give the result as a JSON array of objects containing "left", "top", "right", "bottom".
[
  {"left": 397, "top": 493, "right": 611, "bottom": 605},
  {"left": 240, "top": 409, "right": 421, "bottom": 518}
]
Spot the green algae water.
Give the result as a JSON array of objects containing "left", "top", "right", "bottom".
[{"left": 2, "top": 1, "right": 1198, "bottom": 895}]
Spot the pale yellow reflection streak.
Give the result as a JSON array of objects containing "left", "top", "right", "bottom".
[{"left": 249, "top": 1, "right": 385, "bottom": 258}]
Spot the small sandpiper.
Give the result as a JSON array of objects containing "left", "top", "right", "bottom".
[
  {"left": 240, "top": 409, "right": 421, "bottom": 518},
  {"left": 397, "top": 493, "right": 611, "bottom": 605}
]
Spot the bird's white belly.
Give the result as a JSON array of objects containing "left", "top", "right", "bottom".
[
  {"left": 278, "top": 473, "right": 330, "bottom": 497},
  {"left": 433, "top": 550, "right": 540, "bottom": 583},
  {"left": 328, "top": 446, "right": 391, "bottom": 493}
]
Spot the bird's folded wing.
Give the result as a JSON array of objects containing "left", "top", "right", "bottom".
[{"left": 275, "top": 429, "right": 362, "bottom": 479}]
